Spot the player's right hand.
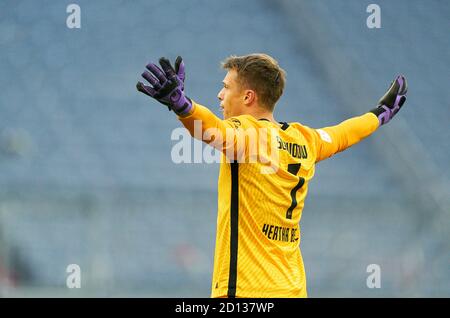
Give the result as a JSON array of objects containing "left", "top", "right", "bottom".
[
  {"left": 370, "top": 75, "right": 408, "bottom": 126},
  {"left": 136, "top": 56, "right": 192, "bottom": 116}
]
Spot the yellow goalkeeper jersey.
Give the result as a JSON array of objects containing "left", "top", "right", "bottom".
[{"left": 179, "top": 101, "right": 379, "bottom": 298}]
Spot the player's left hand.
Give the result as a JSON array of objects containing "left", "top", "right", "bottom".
[
  {"left": 136, "top": 56, "right": 192, "bottom": 116},
  {"left": 370, "top": 75, "right": 408, "bottom": 126}
]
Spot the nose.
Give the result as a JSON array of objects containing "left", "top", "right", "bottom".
[{"left": 217, "top": 89, "right": 224, "bottom": 101}]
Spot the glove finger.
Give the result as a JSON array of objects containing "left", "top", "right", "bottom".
[
  {"left": 136, "top": 81, "right": 156, "bottom": 97},
  {"left": 390, "top": 77, "right": 400, "bottom": 94},
  {"left": 175, "top": 56, "right": 185, "bottom": 82},
  {"left": 395, "top": 75, "right": 404, "bottom": 93},
  {"left": 159, "top": 57, "right": 177, "bottom": 80},
  {"left": 146, "top": 63, "right": 167, "bottom": 84},
  {"left": 141, "top": 71, "right": 161, "bottom": 89},
  {"left": 393, "top": 99, "right": 405, "bottom": 116},
  {"left": 378, "top": 78, "right": 398, "bottom": 107},
  {"left": 398, "top": 75, "right": 408, "bottom": 95},
  {"left": 174, "top": 56, "right": 182, "bottom": 73}
]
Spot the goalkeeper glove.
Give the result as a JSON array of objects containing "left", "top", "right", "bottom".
[
  {"left": 136, "top": 56, "right": 192, "bottom": 116},
  {"left": 370, "top": 75, "right": 408, "bottom": 126}
]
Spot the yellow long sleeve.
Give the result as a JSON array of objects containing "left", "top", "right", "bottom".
[
  {"left": 178, "top": 101, "right": 255, "bottom": 159},
  {"left": 312, "top": 112, "right": 380, "bottom": 162}
]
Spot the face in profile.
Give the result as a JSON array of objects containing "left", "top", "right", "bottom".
[{"left": 217, "top": 69, "right": 247, "bottom": 120}]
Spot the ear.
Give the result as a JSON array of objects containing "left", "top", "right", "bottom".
[{"left": 243, "top": 90, "right": 256, "bottom": 105}]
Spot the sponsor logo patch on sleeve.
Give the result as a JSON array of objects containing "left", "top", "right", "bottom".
[{"left": 316, "top": 129, "right": 332, "bottom": 143}]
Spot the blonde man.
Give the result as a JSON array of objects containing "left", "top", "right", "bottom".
[{"left": 137, "top": 54, "right": 407, "bottom": 298}]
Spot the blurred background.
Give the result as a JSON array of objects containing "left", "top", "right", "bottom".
[{"left": 0, "top": 0, "right": 449, "bottom": 297}]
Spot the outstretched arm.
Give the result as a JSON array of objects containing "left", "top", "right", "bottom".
[
  {"left": 136, "top": 56, "right": 248, "bottom": 159},
  {"left": 136, "top": 56, "right": 193, "bottom": 116},
  {"left": 314, "top": 75, "right": 408, "bottom": 162}
]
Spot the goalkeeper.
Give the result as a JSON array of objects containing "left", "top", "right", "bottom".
[{"left": 136, "top": 54, "right": 407, "bottom": 298}]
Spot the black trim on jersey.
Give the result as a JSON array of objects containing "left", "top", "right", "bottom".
[
  {"left": 287, "top": 163, "right": 301, "bottom": 175},
  {"left": 279, "top": 122, "right": 290, "bottom": 130},
  {"left": 259, "top": 119, "right": 290, "bottom": 131},
  {"left": 286, "top": 177, "right": 305, "bottom": 219},
  {"left": 227, "top": 161, "right": 239, "bottom": 298}
]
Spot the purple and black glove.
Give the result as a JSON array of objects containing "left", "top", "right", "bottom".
[
  {"left": 370, "top": 75, "right": 408, "bottom": 126},
  {"left": 136, "top": 56, "right": 193, "bottom": 116}
]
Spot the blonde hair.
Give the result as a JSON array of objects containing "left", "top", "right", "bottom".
[{"left": 222, "top": 53, "right": 286, "bottom": 111}]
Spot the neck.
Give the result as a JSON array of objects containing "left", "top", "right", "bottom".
[{"left": 250, "top": 108, "right": 277, "bottom": 125}]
